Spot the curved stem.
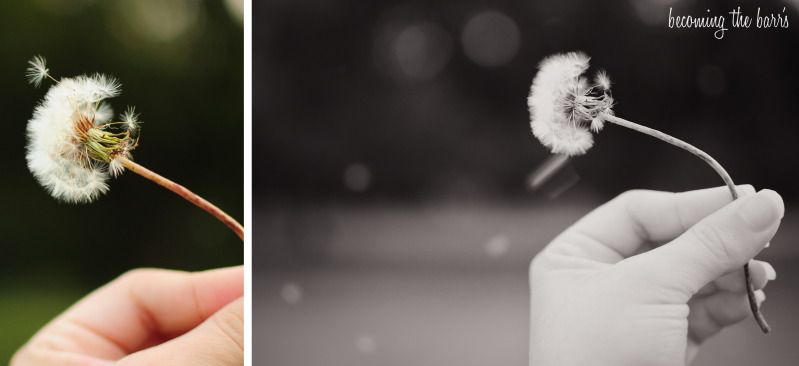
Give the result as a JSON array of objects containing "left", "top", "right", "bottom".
[
  {"left": 119, "top": 157, "right": 244, "bottom": 241},
  {"left": 602, "top": 113, "right": 770, "bottom": 333}
]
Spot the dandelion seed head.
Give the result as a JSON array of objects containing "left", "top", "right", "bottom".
[
  {"left": 528, "top": 52, "right": 615, "bottom": 156},
  {"left": 26, "top": 60, "right": 140, "bottom": 203}
]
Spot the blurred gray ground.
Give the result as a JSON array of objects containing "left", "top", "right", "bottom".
[
  {"left": 256, "top": 264, "right": 799, "bottom": 366},
  {"left": 254, "top": 202, "right": 799, "bottom": 365}
]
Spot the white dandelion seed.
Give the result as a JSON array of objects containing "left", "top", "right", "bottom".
[
  {"left": 75, "top": 73, "right": 121, "bottom": 105},
  {"left": 527, "top": 52, "right": 614, "bottom": 156},
  {"left": 106, "top": 159, "right": 124, "bottom": 178},
  {"left": 526, "top": 51, "right": 772, "bottom": 333},
  {"left": 26, "top": 55, "right": 52, "bottom": 87},
  {"left": 594, "top": 69, "right": 612, "bottom": 90},
  {"left": 121, "top": 106, "right": 141, "bottom": 131}
]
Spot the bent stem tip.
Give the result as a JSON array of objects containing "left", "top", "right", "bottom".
[{"left": 119, "top": 157, "right": 244, "bottom": 240}]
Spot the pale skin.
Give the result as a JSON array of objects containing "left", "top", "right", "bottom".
[
  {"left": 11, "top": 266, "right": 243, "bottom": 365},
  {"left": 530, "top": 186, "right": 783, "bottom": 366}
]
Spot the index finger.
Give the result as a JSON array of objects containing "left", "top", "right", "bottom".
[{"left": 550, "top": 185, "right": 755, "bottom": 263}]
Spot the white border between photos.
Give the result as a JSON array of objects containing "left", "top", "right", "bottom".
[{"left": 244, "top": 0, "right": 253, "bottom": 364}]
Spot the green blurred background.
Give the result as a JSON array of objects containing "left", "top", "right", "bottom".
[{"left": 0, "top": 0, "right": 243, "bottom": 359}]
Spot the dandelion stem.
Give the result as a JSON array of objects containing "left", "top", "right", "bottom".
[
  {"left": 46, "top": 74, "right": 59, "bottom": 84},
  {"left": 118, "top": 157, "right": 244, "bottom": 240},
  {"left": 601, "top": 113, "right": 770, "bottom": 334}
]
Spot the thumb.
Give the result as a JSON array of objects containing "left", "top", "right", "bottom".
[
  {"left": 637, "top": 189, "right": 783, "bottom": 297},
  {"left": 116, "top": 298, "right": 244, "bottom": 365}
]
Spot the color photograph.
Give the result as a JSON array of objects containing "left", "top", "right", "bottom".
[{"left": 1, "top": 1, "right": 244, "bottom": 364}]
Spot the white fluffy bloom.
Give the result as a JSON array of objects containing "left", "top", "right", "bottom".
[
  {"left": 26, "top": 61, "right": 139, "bottom": 203},
  {"left": 528, "top": 52, "right": 614, "bottom": 156}
]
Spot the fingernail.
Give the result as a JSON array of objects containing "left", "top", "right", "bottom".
[
  {"left": 739, "top": 190, "right": 783, "bottom": 231},
  {"left": 755, "top": 290, "right": 767, "bottom": 307},
  {"left": 763, "top": 262, "right": 777, "bottom": 281},
  {"left": 765, "top": 241, "right": 771, "bottom": 248}
]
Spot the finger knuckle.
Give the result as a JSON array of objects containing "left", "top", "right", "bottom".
[
  {"left": 616, "top": 189, "right": 653, "bottom": 203},
  {"left": 690, "top": 223, "right": 737, "bottom": 265},
  {"left": 118, "top": 268, "right": 187, "bottom": 285},
  {"left": 118, "top": 268, "right": 162, "bottom": 283},
  {"left": 616, "top": 189, "right": 665, "bottom": 216},
  {"left": 738, "top": 184, "right": 756, "bottom": 196},
  {"left": 212, "top": 302, "right": 245, "bottom": 354}
]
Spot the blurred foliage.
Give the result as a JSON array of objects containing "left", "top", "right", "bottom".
[
  {"left": 0, "top": 278, "right": 80, "bottom": 359},
  {"left": 0, "top": 0, "right": 242, "bottom": 358}
]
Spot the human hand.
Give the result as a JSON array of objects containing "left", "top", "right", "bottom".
[
  {"left": 12, "top": 266, "right": 243, "bottom": 366},
  {"left": 529, "top": 186, "right": 782, "bottom": 366}
]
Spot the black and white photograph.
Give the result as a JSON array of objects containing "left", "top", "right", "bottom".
[{"left": 256, "top": 0, "right": 799, "bottom": 365}]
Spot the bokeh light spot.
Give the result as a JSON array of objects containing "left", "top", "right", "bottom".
[
  {"left": 343, "top": 163, "right": 372, "bottom": 192},
  {"left": 485, "top": 234, "right": 510, "bottom": 258},
  {"left": 224, "top": 0, "right": 243, "bottom": 24},
  {"left": 461, "top": 11, "right": 521, "bottom": 67},
  {"left": 355, "top": 334, "right": 377, "bottom": 353},
  {"left": 393, "top": 22, "right": 453, "bottom": 80},
  {"left": 280, "top": 282, "right": 304, "bottom": 305},
  {"left": 630, "top": 0, "right": 683, "bottom": 26},
  {"left": 109, "top": 0, "right": 203, "bottom": 44}
]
